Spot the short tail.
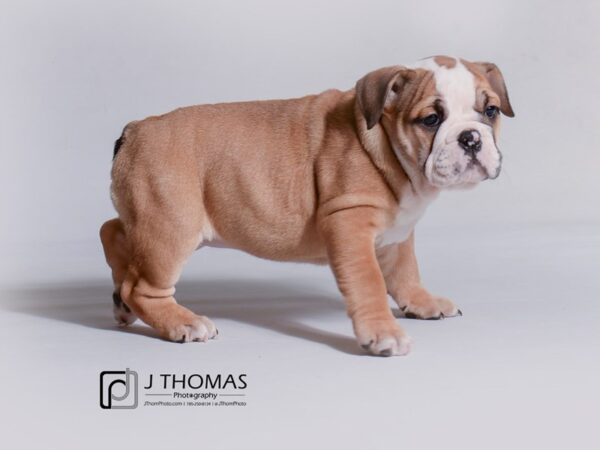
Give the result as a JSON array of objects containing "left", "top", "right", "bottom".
[
  {"left": 113, "top": 131, "right": 125, "bottom": 159},
  {"left": 112, "top": 121, "right": 138, "bottom": 160}
]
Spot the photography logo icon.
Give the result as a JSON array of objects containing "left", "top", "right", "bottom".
[{"left": 100, "top": 368, "right": 138, "bottom": 409}]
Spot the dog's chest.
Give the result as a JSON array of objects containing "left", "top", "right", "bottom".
[{"left": 376, "top": 188, "right": 436, "bottom": 247}]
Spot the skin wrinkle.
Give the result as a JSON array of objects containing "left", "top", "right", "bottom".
[
  {"left": 360, "top": 130, "right": 401, "bottom": 205},
  {"left": 381, "top": 70, "right": 439, "bottom": 195}
]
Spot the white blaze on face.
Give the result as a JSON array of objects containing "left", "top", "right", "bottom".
[{"left": 411, "top": 57, "right": 502, "bottom": 188}]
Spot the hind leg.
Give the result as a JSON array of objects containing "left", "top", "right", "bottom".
[
  {"left": 117, "top": 212, "right": 217, "bottom": 343},
  {"left": 100, "top": 218, "right": 138, "bottom": 326}
]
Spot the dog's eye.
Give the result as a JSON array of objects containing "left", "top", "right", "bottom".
[
  {"left": 485, "top": 105, "right": 499, "bottom": 119},
  {"left": 422, "top": 114, "right": 440, "bottom": 127}
]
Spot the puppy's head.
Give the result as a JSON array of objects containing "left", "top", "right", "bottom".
[{"left": 356, "top": 56, "right": 514, "bottom": 189}]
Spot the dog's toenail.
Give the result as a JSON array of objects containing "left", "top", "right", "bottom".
[
  {"left": 361, "top": 339, "right": 374, "bottom": 350},
  {"left": 405, "top": 312, "right": 418, "bottom": 319},
  {"left": 457, "top": 309, "right": 463, "bottom": 316},
  {"left": 379, "top": 348, "right": 392, "bottom": 357}
]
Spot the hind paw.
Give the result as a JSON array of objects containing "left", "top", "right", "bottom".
[{"left": 113, "top": 292, "right": 137, "bottom": 326}]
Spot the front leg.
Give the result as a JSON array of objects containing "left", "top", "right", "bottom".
[
  {"left": 321, "top": 208, "right": 411, "bottom": 356},
  {"left": 377, "top": 232, "right": 461, "bottom": 319}
]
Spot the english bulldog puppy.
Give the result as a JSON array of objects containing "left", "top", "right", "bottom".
[{"left": 101, "top": 56, "right": 514, "bottom": 356}]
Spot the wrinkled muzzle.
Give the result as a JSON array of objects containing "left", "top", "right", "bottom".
[{"left": 425, "top": 120, "right": 501, "bottom": 188}]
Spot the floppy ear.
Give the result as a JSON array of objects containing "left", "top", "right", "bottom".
[
  {"left": 475, "top": 62, "right": 515, "bottom": 117},
  {"left": 355, "top": 66, "right": 417, "bottom": 129}
]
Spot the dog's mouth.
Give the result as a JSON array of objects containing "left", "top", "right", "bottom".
[
  {"left": 428, "top": 154, "right": 500, "bottom": 188},
  {"left": 469, "top": 154, "right": 503, "bottom": 181},
  {"left": 466, "top": 158, "right": 488, "bottom": 178}
]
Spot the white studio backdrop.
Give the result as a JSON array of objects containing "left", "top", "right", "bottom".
[
  {"left": 1, "top": 4, "right": 600, "bottom": 449},
  {"left": 1, "top": 0, "right": 599, "bottom": 281}
]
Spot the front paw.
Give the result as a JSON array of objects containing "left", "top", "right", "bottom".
[
  {"left": 396, "top": 288, "right": 461, "bottom": 320},
  {"left": 354, "top": 318, "right": 411, "bottom": 357}
]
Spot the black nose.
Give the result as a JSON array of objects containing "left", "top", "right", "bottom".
[{"left": 458, "top": 129, "right": 482, "bottom": 155}]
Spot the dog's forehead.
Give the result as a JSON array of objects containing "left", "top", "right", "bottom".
[{"left": 409, "top": 56, "right": 479, "bottom": 115}]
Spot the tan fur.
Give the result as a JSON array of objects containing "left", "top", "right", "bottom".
[
  {"left": 433, "top": 55, "right": 457, "bottom": 69},
  {"left": 100, "top": 57, "right": 513, "bottom": 355},
  {"left": 462, "top": 59, "right": 515, "bottom": 118}
]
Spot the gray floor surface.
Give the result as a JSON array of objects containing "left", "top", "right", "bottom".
[{"left": 1, "top": 223, "right": 598, "bottom": 449}]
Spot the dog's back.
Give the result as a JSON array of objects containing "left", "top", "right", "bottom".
[{"left": 110, "top": 89, "right": 358, "bottom": 261}]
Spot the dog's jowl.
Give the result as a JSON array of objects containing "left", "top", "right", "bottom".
[{"left": 100, "top": 56, "right": 514, "bottom": 356}]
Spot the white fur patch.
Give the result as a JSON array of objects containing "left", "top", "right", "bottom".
[
  {"left": 201, "top": 217, "right": 217, "bottom": 242},
  {"left": 412, "top": 58, "right": 478, "bottom": 121},
  {"left": 196, "top": 216, "right": 230, "bottom": 249},
  {"left": 376, "top": 186, "right": 438, "bottom": 247}
]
